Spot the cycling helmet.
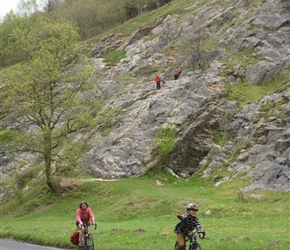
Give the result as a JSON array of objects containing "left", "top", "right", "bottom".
[
  {"left": 79, "top": 201, "right": 89, "bottom": 208},
  {"left": 187, "top": 203, "right": 199, "bottom": 211}
]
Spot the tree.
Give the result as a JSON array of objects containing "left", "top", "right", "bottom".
[
  {"left": 41, "top": 0, "right": 62, "bottom": 12},
  {"left": 52, "top": 0, "right": 98, "bottom": 39},
  {"left": 18, "top": 0, "right": 39, "bottom": 16},
  {"left": 1, "top": 17, "right": 99, "bottom": 193},
  {"left": 0, "top": 0, "right": 39, "bottom": 66}
]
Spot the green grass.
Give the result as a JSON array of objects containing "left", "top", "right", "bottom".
[
  {"left": 0, "top": 128, "right": 15, "bottom": 146},
  {"left": 153, "top": 126, "right": 178, "bottom": 159},
  {"left": 224, "top": 81, "right": 277, "bottom": 109},
  {"left": 102, "top": 50, "right": 126, "bottom": 66},
  {"left": 0, "top": 170, "right": 289, "bottom": 250},
  {"left": 86, "top": 0, "right": 192, "bottom": 44}
]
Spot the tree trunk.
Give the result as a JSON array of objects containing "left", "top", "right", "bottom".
[
  {"left": 46, "top": 177, "right": 64, "bottom": 193},
  {"left": 43, "top": 126, "right": 64, "bottom": 193}
]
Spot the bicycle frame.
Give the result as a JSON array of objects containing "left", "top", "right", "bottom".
[
  {"left": 175, "top": 231, "right": 205, "bottom": 250},
  {"left": 78, "top": 223, "right": 97, "bottom": 250},
  {"left": 185, "top": 231, "right": 200, "bottom": 250},
  {"left": 82, "top": 223, "right": 90, "bottom": 234}
]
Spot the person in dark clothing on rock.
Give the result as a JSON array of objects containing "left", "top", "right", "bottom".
[{"left": 174, "top": 68, "right": 182, "bottom": 80}]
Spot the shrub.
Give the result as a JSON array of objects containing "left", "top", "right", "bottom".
[
  {"left": 102, "top": 50, "right": 126, "bottom": 66},
  {"left": 0, "top": 129, "right": 15, "bottom": 145},
  {"left": 153, "top": 126, "right": 178, "bottom": 159}
]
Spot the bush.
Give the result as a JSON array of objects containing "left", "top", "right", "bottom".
[
  {"left": 153, "top": 126, "right": 178, "bottom": 159},
  {"left": 0, "top": 129, "right": 15, "bottom": 145},
  {"left": 102, "top": 50, "right": 126, "bottom": 66}
]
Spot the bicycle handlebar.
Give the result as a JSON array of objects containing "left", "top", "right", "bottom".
[
  {"left": 186, "top": 230, "right": 206, "bottom": 239},
  {"left": 82, "top": 222, "right": 98, "bottom": 229}
]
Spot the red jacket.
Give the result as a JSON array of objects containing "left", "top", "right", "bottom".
[
  {"left": 155, "top": 76, "right": 161, "bottom": 82},
  {"left": 75, "top": 207, "right": 95, "bottom": 224}
]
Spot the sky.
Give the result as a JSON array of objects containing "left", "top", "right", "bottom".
[
  {"left": 0, "top": 0, "right": 20, "bottom": 18},
  {"left": 0, "top": 0, "right": 42, "bottom": 19}
]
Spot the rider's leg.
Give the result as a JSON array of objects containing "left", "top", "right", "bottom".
[
  {"left": 78, "top": 224, "right": 83, "bottom": 245},
  {"left": 176, "top": 232, "right": 185, "bottom": 250},
  {"left": 79, "top": 230, "right": 83, "bottom": 245}
]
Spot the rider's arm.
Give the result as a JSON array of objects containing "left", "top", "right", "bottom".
[
  {"left": 195, "top": 217, "right": 204, "bottom": 238},
  {"left": 88, "top": 208, "right": 96, "bottom": 224},
  {"left": 75, "top": 209, "right": 83, "bottom": 225},
  {"left": 176, "top": 210, "right": 184, "bottom": 220}
]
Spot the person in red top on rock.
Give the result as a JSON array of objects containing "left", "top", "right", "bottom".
[
  {"left": 155, "top": 74, "right": 161, "bottom": 90},
  {"left": 75, "top": 201, "right": 97, "bottom": 246}
]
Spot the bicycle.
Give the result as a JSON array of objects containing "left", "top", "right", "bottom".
[
  {"left": 174, "top": 230, "right": 205, "bottom": 250},
  {"left": 78, "top": 223, "right": 97, "bottom": 250}
]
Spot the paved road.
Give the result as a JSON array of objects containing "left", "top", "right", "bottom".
[{"left": 0, "top": 239, "right": 71, "bottom": 250}]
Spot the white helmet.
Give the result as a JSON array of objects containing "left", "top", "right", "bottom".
[{"left": 187, "top": 203, "right": 199, "bottom": 211}]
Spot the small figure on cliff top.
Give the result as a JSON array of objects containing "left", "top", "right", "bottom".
[
  {"left": 155, "top": 74, "right": 161, "bottom": 90},
  {"left": 174, "top": 68, "right": 182, "bottom": 80}
]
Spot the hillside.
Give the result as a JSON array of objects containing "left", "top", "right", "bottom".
[
  {"left": 81, "top": 0, "right": 290, "bottom": 191},
  {"left": 1, "top": 0, "right": 290, "bottom": 249},
  {"left": 1, "top": 0, "right": 290, "bottom": 198}
]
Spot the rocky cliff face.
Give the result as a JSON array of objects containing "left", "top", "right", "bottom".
[
  {"left": 82, "top": 0, "right": 290, "bottom": 192},
  {"left": 1, "top": 0, "right": 290, "bottom": 194}
]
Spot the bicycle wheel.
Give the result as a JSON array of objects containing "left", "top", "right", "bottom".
[
  {"left": 174, "top": 241, "right": 186, "bottom": 250},
  {"left": 85, "top": 234, "right": 94, "bottom": 250},
  {"left": 174, "top": 241, "right": 178, "bottom": 250},
  {"left": 77, "top": 244, "right": 85, "bottom": 250},
  {"left": 188, "top": 242, "right": 202, "bottom": 250}
]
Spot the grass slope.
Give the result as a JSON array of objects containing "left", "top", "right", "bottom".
[{"left": 0, "top": 170, "right": 289, "bottom": 250}]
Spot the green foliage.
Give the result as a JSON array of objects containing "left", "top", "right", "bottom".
[
  {"left": 0, "top": 17, "right": 98, "bottom": 192},
  {"left": 97, "top": 107, "right": 121, "bottom": 136},
  {"left": 258, "top": 96, "right": 289, "bottom": 120},
  {"left": 0, "top": 129, "right": 16, "bottom": 146},
  {"left": 102, "top": 50, "right": 126, "bottom": 66},
  {"left": 96, "top": 0, "right": 191, "bottom": 38},
  {"left": 221, "top": 49, "right": 262, "bottom": 68},
  {"left": 0, "top": 0, "right": 176, "bottom": 64},
  {"left": 225, "top": 82, "right": 271, "bottom": 108},
  {"left": 162, "top": 44, "right": 183, "bottom": 58},
  {"left": 16, "top": 167, "right": 37, "bottom": 189},
  {"left": 224, "top": 69, "right": 290, "bottom": 110},
  {"left": 259, "top": 102, "right": 274, "bottom": 113},
  {"left": 229, "top": 140, "right": 252, "bottom": 163},
  {"left": 153, "top": 126, "right": 178, "bottom": 159},
  {"left": 204, "top": 139, "right": 252, "bottom": 184},
  {"left": 55, "top": 139, "right": 91, "bottom": 176},
  {"left": 259, "top": 73, "right": 290, "bottom": 119},
  {"left": 115, "top": 72, "right": 132, "bottom": 83},
  {"left": 223, "top": 68, "right": 290, "bottom": 110},
  {"left": 134, "top": 65, "right": 158, "bottom": 77},
  {"left": 213, "top": 133, "right": 234, "bottom": 146},
  {"left": 0, "top": 2, "right": 39, "bottom": 66}
]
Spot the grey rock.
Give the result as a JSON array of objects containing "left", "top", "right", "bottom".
[{"left": 1, "top": 0, "right": 290, "bottom": 196}]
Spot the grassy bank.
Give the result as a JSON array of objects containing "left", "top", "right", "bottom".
[{"left": 0, "top": 170, "right": 289, "bottom": 250}]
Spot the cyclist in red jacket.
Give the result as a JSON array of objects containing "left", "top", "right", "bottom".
[{"left": 75, "top": 201, "right": 96, "bottom": 246}]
